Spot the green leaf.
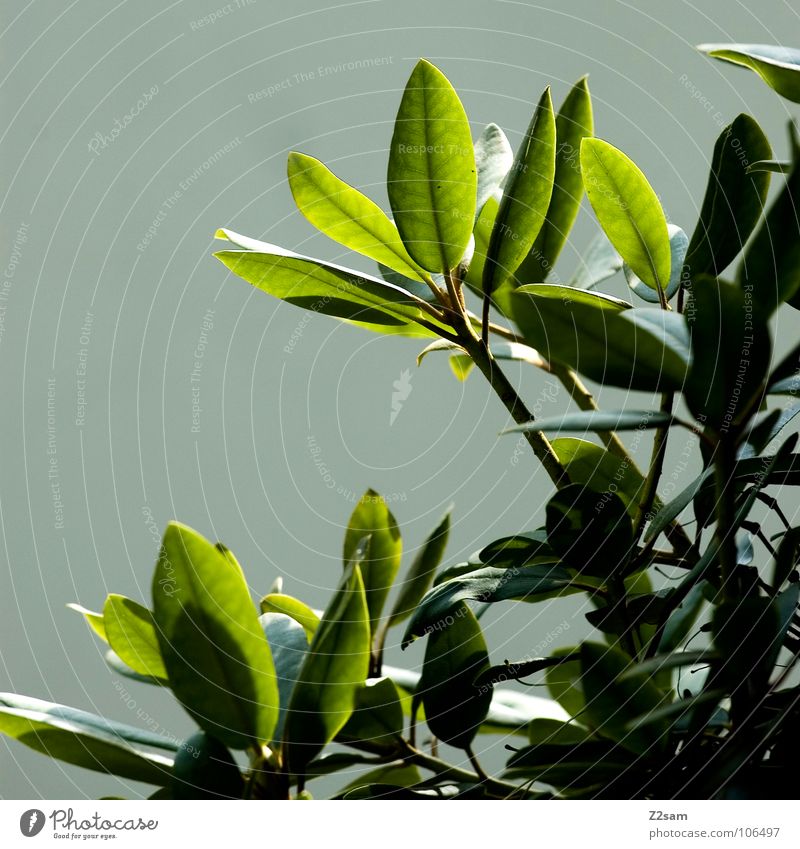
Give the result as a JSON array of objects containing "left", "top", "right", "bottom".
[
  {"left": 685, "top": 277, "right": 772, "bottom": 428},
  {"left": 619, "top": 650, "right": 715, "bottom": 681},
  {"left": 474, "top": 123, "right": 513, "bottom": 213},
  {"left": 737, "top": 161, "right": 800, "bottom": 314},
  {"left": 517, "top": 76, "right": 594, "bottom": 283},
  {"left": 626, "top": 225, "right": 687, "bottom": 303},
  {"left": 698, "top": 43, "right": 800, "bottom": 103},
  {"left": 552, "top": 438, "right": 650, "bottom": 516},
  {"left": 546, "top": 484, "right": 634, "bottom": 578},
  {"left": 259, "top": 613, "right": 309, "bottom": 742},
  {"left": 103, "top": 595, "right": 168, "bottom": 683},
  {"left": 384, "top": 508, "right": 451, "bottom": 630},
  {"left": 658, "top": 581, "right": 709, "bottom": 653},
  {"left": 579, "top": 642, "right": 669, "bottom": 754},
  {"left": 449, "top": 354, "right": 474, "bottom": 381},
  {"left": 215, "top": 235, "right": 445, "bottom": 338},
  {"left": 747, "top": 159, "right": 791, "bottom": 174},
  {"left": 581, "top": 138, "right": 671, "bottom": 292},
  {"left": 152, "top": 522, "right": 279, "bottom": 750},
  {"left": 528, "top": 717, "right": 592, "bottom": 745},
  {"left": 464, "top": 193, "right": 500, "bottom": 296},
  {"left": 337, "top": 677, "right": 404, "bottom": 752},
  {"left": 510, "top": 285, "right": 691, "bottom": 392},
  {"left": 67, "top": 603, "right": 107, "bottom": 642},
  {"left": 570, "top": 231, "right": 623, "bottom": 289},
  {"left": 505, "top": 409, "right": 674, "bottom": 435},
  {"left": 418, "top": 603, "right": 492, "bottom": 749},
  {"left": 544, "top": 648, "right": 585, "bottom": 718},
  {"left": 336, "top": 762, "right": 422, "bottom": 797},
  {"left": 402, "top": 562, "right": 572, "bottom": 647},
  {"left": 684, "top": 114, "right": 772, "bottom": 277},
  {"left": 387, "top": 59, "right": 477, "bottom": 272},
  {"left": 343, "top": 490, "right": 403, "bottom": 633},
  {"left": 287, "top": 152, "right": 429, "bottom": 283},
  {"left": 171, "top": 732, "right": 245, "bottom": 799},
  {"left": 283, "top": 564, "right": 371, "bottom": 775},
  {"left": 484, "top": 87, "right": 557, "bottom": 296},
  {"left": 104, "top": 649, "right": 164, "bottom": 686},
  {"left": 417, "top": 339, "right": 545, "bottom": 372},
  {"left": 259, "top": 593, "right": 320, "bottom": 640},
  {"left": 505, "top": 739, "right": 634, "bottom": 788},
  {"left": 0, "top": 693, "right": 175, "bottom": 784},
  {"left": 645, "top": 469, "right": 711, "bottom": 544}
]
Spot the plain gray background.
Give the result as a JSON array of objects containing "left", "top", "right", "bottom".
[{"left": 2, "top": 0, "right": 800, "bottom": 799}]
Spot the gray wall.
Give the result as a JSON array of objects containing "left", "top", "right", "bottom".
[{"left": 1, "top": 0, "right": 798, "bottom": 798}]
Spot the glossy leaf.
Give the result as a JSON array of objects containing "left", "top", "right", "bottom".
[
  {"left": 283, "top": 564, "right": 370, "bottom": 775},
  {"left": 510, "top": 285, "right": 690, "bottom": 391},
  {"left": 684, "top": 114, "right": 771, "bottom": 277},
  {"left": 474, "top": 123, "right": 513, "bottom": 213},
  {"left": 171, "top": 732, "right": 244, "bottom": 800},
  {"left": 418, "top": 602, "right": 492, "bottom": 749},
  {"left": 0, "top": 693, "right": 175, "bottom": 784},
  {"left": 259, "top": 593, "right": 320, "bottom": 640},
  {"left": 287, "top": 152, "right": 429, "bottom": 282},
  {"left": 570, "top": 231, "right": 623, "bottom": 289},
  {"left": 484, "top": 88, "right": 557, "bottom": 296},
  {"left": 505, "top": 409, "right": 674, "bottom": 436},
  {"left": 685, "top": 277, "right": 772, "bottom": 428},
  {"left": 579, "top": 642, "right": 669, "bottom": 754},
  {"left": 581, "top": 138, "right": 670, "bottom": 292},
  {"left": 259, "top": 612, "right": 309, "bottom": 741},
  {"left": 215, "top": 233, "right": 445, "bottom": 337},
  {"left": 417, "top": 338, "right": 546, "bottom": 373},
  {"left": 517, "top": 76, "right": 594, "bottom": 283},
  {"left": 402, "top": 562, "right": 571, "bottom": 646},
  {"left": 698, "top": 43, "right": 800, "bottom": 103},
  {"left": 625, "top": 225, "right": 687, "bottom": 303},
  {"left": 103, "top": 595, "right": 167, "bottom": 683},
  {"left": 152, "top": 522, "right": 279, "bottom": 750},
  {"left": 343, "top": 490, "right": 403, "bottom": 632},
  {"left": 546, "top": 484, "right": 634, "bottom": 578},
  {"left": 737, "top": 160, "right": 800, "bottom": 314},
  {"left": 387, "top": 59, "right": 477, "bottom": 272},
  {"left": 384, "top": 508, "right": 451, "bottom": 629},
  {"left": 552, "top": 438, "right": 650, "bottom": 516}
]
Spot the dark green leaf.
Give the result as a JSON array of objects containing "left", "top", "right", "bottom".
[
  {"left": 287, "top": 152, "right": 430, "bottom": 282},
  {"left": 516, "top": 77, "right": 594, "bottom": 282},
  {"left": 698, "top": 43, "right": 800, "bottom": 103},
  {"left": 103, "top": 595, "right": 167, "bottom": 683},
  {"left": 659, "top": 581, "right": 709, "bottom": 652},
  {"left": 581, "top": 138, "right": 671, "bottom": 293},
  {"left": 283, "top": 564, "right": 370, "bottom": 775},
  {"left": 505, "top": 739, "right": 634, "bottom": 787},
  {"left": 737, "top": 162, "right": 800, "bottom": 314},
  {"left": 545, "top": 648, "right": 585, "bottom": 718},
  {"left": 418, "top": 603, "right": 492, "bottom": 749},
  {"left": 506, "top": 409, "right": 674, "bottom": 436},
  {"left": 384, "top": 508, "right": 451, "bottom": 629},
  {"left": 684, "top": 114, "right": 771, "bottom": 277},
  {"left": 343, "top": 490, "right": 403, "bottom": 633},
  {"left": 387, "top": 59, "right": 477, "bottom": 272},
  {"left": 0, "top": 693, "right": 175, "bottom": 784},
  {"left": 337, "top": 677, "right": 404, "bottom": 752},
  {"left": 645, "top": 469, "right": 711, "bottom": 544},
  {"left": 685, "top": 277, "right": 772, "bottom": 428},
  {"left": 484, "top": 88, "right": 556, "bottom": 298},
  {"left": 546, "top": 483, "right": 634, "bottom": 578},
  {"left": 171, "top": 732, "right": 244, "bottom": 799},
  {"left": 528, "top": 717, "right": 593, "bottom": 745},
  {"left": 618, "top": 650, "right": 715, "bottom": 680},
  {"left": 579, "top": 642, "right": 670, "bottom": 754},
  {"left": 402, "top": 562, "right": 571, "bottom": 647},
  {"left": 152, "top": 522, "right": 279, "bottom": 750}
]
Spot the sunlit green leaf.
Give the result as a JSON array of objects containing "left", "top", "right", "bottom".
[
  {"left": 259, "top": 593, "right": 320, "bottom": 641},
  {"left": 698, "top": 43, "right": 800, "bottom": 103},
  {"left": 581, "top": 138, "right": 670, "bottom": 292},
  {"left": 387, "top": 59, "right": 477, "bottom": 272},
  {"left": 103, "top": 595, "right": 167, "bottom": 683},
  {"left": 626, "top": 225, "right": 687, "bottom": 303},
  {"left": 152, "top": 522, "right": 279, "bottom": 750},
  {"left": 67, "top": 603, "right": 107, "bottom": 642}
]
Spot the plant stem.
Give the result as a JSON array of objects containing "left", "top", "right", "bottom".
[
  {"left": 714, "top": 437, "right": 739, "bottom": 601},
  {"left": 634, "top": 392, "right": 675, "bottom": 541},
  {"left": 466, "top": 335, "right": 567, "bottom": 488}
]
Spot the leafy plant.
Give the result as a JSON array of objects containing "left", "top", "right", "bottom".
[{"left": 5, "top": 43, "right": 800, "bottom": 799}]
